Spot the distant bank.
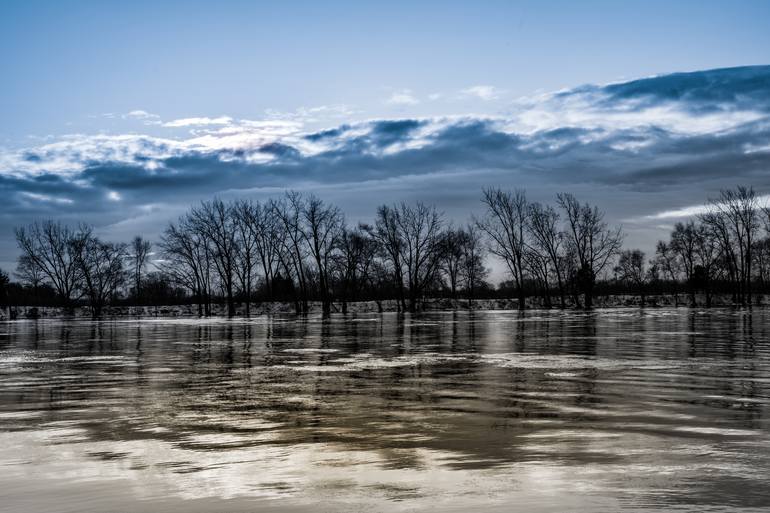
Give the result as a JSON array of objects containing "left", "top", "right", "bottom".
[{"left": 2, "top": 294, "right": 769, "bottom": 320}]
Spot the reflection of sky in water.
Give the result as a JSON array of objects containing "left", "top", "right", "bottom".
[{"left": 1, "top": 309, "right": 769, "bottom": 512}]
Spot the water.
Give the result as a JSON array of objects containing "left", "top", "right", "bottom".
[{"left": 1, "top": 309, "right": 769, "bottom": 512}]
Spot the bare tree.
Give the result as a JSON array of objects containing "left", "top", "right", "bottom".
[
  {"left": 369, "top": 202, "right": 443, "bottom": 312},
  {"left": 190, "top": 199, "right": 239, "bottom": 316},
  {"left": 705, "top": 186, "right": 760, "bottom": 305},
  {"left": 337, "top": 226, "right": 378, "bottom": 313},
  {"left": 557, "top": 193, "right": 623, "bottom": 308},
  {"left": 693, "top": 222, "right": 721, "bottom": 307},
  {"left": 72, "top": 228, "right": 127, "bottom": 318},
  {"left": 301, "top": 194, "right": 344, "bottom": 315},
  {"left": 272, "top": 193, "right": 311, "bottom": 313},
  {"left": 15, "top": 254, "right": 46, "bottom": 298},
  {"left": 368, "top": 205, "right": 407, "bottom": 311},
  {"left": 528, "top": 202, "right": 567, "bottom": 308},
  {"left": 130, "top": 236, "right": 152, "bottom": 302},
  {"left": 438, "top": 227, "right": 466, "bottom": 299},
  {"left": 396, "top": 202, "right": 444, "bottom": 312},
  {"left": 233, "top": 200, "right": 260, "bottom": 316},
  {"left": 246, "top": 202, "right": 282, "bottom": 300},
  {"left": 458, "top": 224, "right": 487, "bottom": 301},
  {"left": 754, "top": 237, "right": 770, "bottom": 292},
  {"left": 160, "top": 216, "right": 213, "bottom": 316},
  {"left": 700, "top": 210, "right": 739, "bottom": 303},
  {"left": 0, "top": 269, "right": 9, "bottom": 316},
  {"left": 669, "top": 221, "right": 699, "bottom": 306},
  {"left": 477, "top": 188, "right": 529, "bottom": 310},
  {"left": 14, "top": 221, "right": 83, "bottom": 306},
  {"left": 653, "top": 241, "right": 681, "bottom": 305},
  {"left": 615, "top": 249, "right": 648, "bottom": 306}
]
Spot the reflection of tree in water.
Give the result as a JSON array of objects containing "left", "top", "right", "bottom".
[{"left": 1, "top": 310, "right": 770, "bottom": 506}]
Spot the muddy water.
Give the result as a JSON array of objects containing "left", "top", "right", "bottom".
[{"left": 1, "top": 309, "right": 769, "bottom": 512}]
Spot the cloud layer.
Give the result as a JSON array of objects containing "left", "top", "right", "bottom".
[{"left": 1, "top": 65, "right": 770, "bottom": 270}]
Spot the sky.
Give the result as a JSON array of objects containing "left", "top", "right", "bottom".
[{"left": 1, "top": 0, "right": 770, "bottom": 277}]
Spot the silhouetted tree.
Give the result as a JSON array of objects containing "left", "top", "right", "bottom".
[
  {"left": 15, "top": 221, "right": 84, "bottom": 306},
  {"left": 130, "top": 236, "right": 152, "bottom": 302},
  {"left": 72, "top": 228, "right": 127, "bottom": 318},
  {"left": 459, "top": 224, "right": 487, "bottom": 300},
  {"left": 557, "top": 193, "right": 623, "bottom": 308},
  {"left": 528, "top": 202, "right": 567, "bottom": 308},
  {"left": 478, "top": 188, "right": 529, "bottom": 310},
  {"left": 615, "top": 249, "right": 648, "bottom": 306}
]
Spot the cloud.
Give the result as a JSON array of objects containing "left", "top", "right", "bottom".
[
  {"left": 123, "top": 110, "right": 162, "bottom": 125},
  {"left": 460, "top": 85, "right": 502, "bottom": 101},
  {"left": 386, "top": 89, "right": 420, "bottom": 105},
  {"left": 19, "top": 192, "right": 74, "bottom": 205},
  {"left": 1, "top": 65, "right": 770, "bottom": 270},
  {"left": 163, "top": 116, "right": 233, "bottom": 128},
  {"left": 639, "top": 193, "right": 770, "bottom": 221}
]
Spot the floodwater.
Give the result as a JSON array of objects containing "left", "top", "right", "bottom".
[{"left": 1, "top": 309, "right": 769, "bottom": 513}]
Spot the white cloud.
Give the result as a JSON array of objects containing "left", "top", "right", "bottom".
[
  {"left": 641, "top": 194, "right": 770, "bottom": 220},
  {"left": 261, "top": 105, "right": 359, "bottom": 124},
  {"left": 461, "top": 85, "right": 502, "bottom": 101},
  {"left": 508, "top": 88, "right": 764, "bottom": 136},
  {"left": 123, "top": 110, "right": 162, "bottom": 125},
  {"left": 107, "top": 191, "right": 122, "bottom": 201},
  {"left": 642, "top": 204, "right": 711, "bottom": 220},
  {"left": 386, "top": 89, "right": 419, "bottom": 106},
  {"left": 20, "top": 192, "right": 74, "bottom": 205},
  {"left": 163, "top": 116, "right": 233, "bottom": 128}
]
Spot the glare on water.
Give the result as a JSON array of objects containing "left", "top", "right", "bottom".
[{"left": 1, "top": 309, "right": 769, "bottom": 512}]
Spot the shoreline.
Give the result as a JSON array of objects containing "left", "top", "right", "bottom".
[{"left": 2, "top": 294, "right": 768, "bottom": 320}]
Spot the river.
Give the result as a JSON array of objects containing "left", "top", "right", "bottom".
[{"left": 1, "top": 309, "right": 769, "bottom": 512}]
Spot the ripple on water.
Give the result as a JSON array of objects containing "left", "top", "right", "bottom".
[{"left": 0, "top": 308, "right": 769, "bottom": 512}]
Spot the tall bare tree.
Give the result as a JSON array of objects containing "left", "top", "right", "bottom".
[
  {"left": 15, "top": 255, "right": 46, "bottom": 297},
  {"left": 477, "top": 188, "right": 529, "bottom": 310},
  {"left": 72, "top": 228, "right": 127, "bottom": 318},
  {"left": 557, "top": 193, "right": 623, "bottom": 308},
  {"left": 653, "top": 241, "right": 681, "bottom": 305},
  {"left": 395, "top": 202, "right": 444, "bottom": 312},
  {"left": 669, "top": 221, "right": 699, "bottom": 306},
  {"left": 14, "top": 221, "right": 83, "bottom": 306},
  {"left": 190, "top": 199, "right": 239, "bottom": 316},
  {"left": 705, "top": 186, "right": 760, "bottom": 305},
  {"left": 130, "top": 236, "right": 152, "bottom": 301},
  {"left": 233, "top": 200, "right": 260, "bottom": 316},
  {"left": 160, "top": 216, "right": 213, "bottom": 316},
  {"left": 458, "top": 224, "right": 487, "bottom": 301},
  {"left": 301, "top": 194, "right": 344, "bottom": 315},
  {"left": 615, "top": 249, "right": 648, "bottom": 306},
  {"left": 337, "top": 226, "right": 378, "bottom": 313},
  {"left": 368, "top": 205, "right": 407, "bottom": 311},
  {"left": 438, "top": 227, "right": 466, "bottom": 298},
  {"left": 273, "top": 193, "right": 311, "bottom": 313},
  {"left": 528, "top": 202, "right": 567, "bottom": 308}
]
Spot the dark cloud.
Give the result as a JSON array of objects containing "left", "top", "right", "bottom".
[
  {"left": 574, "top": 65, "right": 770, "bottom": 113},
  {"left": 304, "top": 124, "right": 352, "bottom": 142}
]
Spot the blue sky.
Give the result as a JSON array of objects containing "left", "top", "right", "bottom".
[
  {"left": 2, "top": 0, "right": 769, "bottom": 142},
  {"left": 1, "top": 0, "right": 770, "bottom": 275}
]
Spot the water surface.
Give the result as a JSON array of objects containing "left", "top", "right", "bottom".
[{"left": 1, "top": 309, "right": 769, "bottom": 512}]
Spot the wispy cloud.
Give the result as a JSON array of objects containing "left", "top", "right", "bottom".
[
  {"left": 386, "top": 89, "right": 420, "bottom": 105},
  {"left": 163, "top": 116, "right": 233, "bottom": 128},
  {"left": 641, "top": 194, "right": 770, "bottom": 221},
  {"left": 460, "top": 85, "right": 503, "bottom": 101},
  {"left": 20, "top": 192, "right": 75, "bottom": 205},
  {"left": 123, "top": 110, "right": 162, "bottom": 125}
]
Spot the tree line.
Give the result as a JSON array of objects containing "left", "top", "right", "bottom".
[{"left": 2, "top": 186, "right": 769, "bottom": 317}]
